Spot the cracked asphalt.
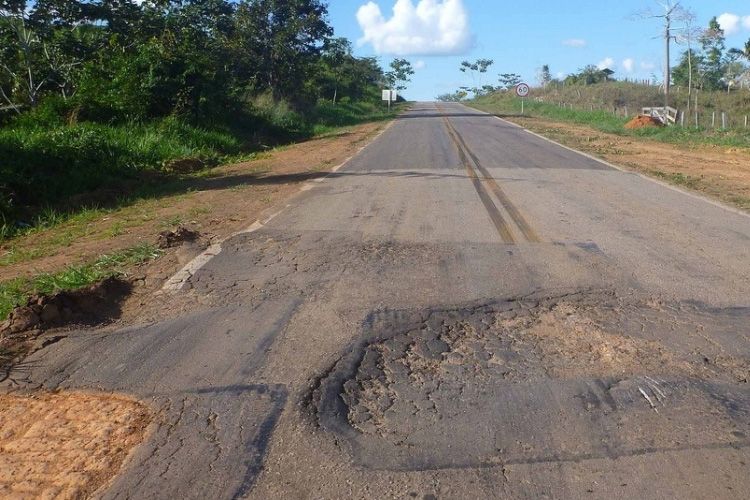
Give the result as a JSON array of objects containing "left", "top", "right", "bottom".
[{"left": 5, "top": 103, "right": 750, "bottom": 499}]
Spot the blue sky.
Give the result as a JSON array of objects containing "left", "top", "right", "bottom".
[{"left": 327, "top": 0, "right": 750, "bottom": 101}]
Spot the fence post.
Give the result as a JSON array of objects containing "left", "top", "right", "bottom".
[
  {"left": 722, "top": 112, "right": 727, "bottom": 129},
  {"left": 695, "top": 112, "right": 699, "bottom": 127},
  {"left": 625, "top": 106, "right": 628, "bottom": 117},
  {"left": 712, "top": 111, "right": 715, "bottom": 128},
  {"left": 680, "top": 111, "right": 684, "bottom": 127},
  {"left": 745, "top": 115, "right": 748, "bottom": 128}
]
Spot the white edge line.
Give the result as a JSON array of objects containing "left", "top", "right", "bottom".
[
  {"left": 161, "top": 243, "right": 223, "bottom": 291},
  {"left": 161, "top": 215, "right": 275, "bottom": 292},
  {"left": 161, "top": 118, "right": 400, "bottom": 292},
  {"left": 459, "top": 103, "right": 749, "bottom": 220}
]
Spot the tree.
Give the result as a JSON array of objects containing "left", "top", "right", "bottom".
[
  {"left": 699, "top": 16, "right": 726, "bottom": 90},
  {"left": 537, "top": 64, "right": 551, "bottom": 88},
  {"left": 0, "top": 9, "right": 46, "bottom": 110},
  {"left": 498, "top": 73, "right": 522, "bottom": 90},
  {"left": 728, "top": 39, "right": 750, "bottom": 62},
  {"left": 563, "top": 65, "right": 614, "bottom": 86},
  {"left": 635, "top": 1, "right": 689, "bottom": 107},
  {"left": 385, "top": 58, "right": 414, "bottom": 92},
  {"left": 673, "top": 7, "right": 701, "bottom": 104},
  {"left": 320, "top": 37, "right": 352, "bottom": 104},
  {"left": 0, "top": 0, "right": 383, "bottom": 122},
  {"left": 233, "top": 0, "right": 332, "bottom": 101},
  {"left": 672, "top": 49, "right": 704, "bottom": 90},
  {"left": 315, "top": 43, "right": 384, "bottom": 104},
  {"left": 460, "top": 58, "right": 493, "bottom": 95},
  {"left": 436, "top": 90, "right": 468, "bottom": 102}
]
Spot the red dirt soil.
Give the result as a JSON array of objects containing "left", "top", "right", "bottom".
[{"left": 624, "top": 115, "right": 664, "bottom": 129}]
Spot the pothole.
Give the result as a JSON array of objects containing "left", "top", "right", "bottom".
[
  {"left": 312, "top": 291, "right": 750, "bottom": 470},
  {"left": 0, "top": 391, "right": 152, "bottom": 499}
]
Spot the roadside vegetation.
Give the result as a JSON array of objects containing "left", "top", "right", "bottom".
[
  {"left": 0, "top": 0, "right": 415, "bottom": 322},
  {"left": 471, "top": 85, "right": 750, "bottom": 149},
  {"left": 0, "top": 1, "right": 413, "bottom": 237},
  {"left": 0, "top": 99, "right": 398, "bottom": 241}
]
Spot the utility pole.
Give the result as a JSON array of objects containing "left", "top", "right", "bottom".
[{"left": 664, "top": 10, "right": 671, "bottom": 108}]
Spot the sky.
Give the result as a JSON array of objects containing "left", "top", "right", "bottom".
[{"left": 326, "top": 0, "right": 750, "bottom": 101}]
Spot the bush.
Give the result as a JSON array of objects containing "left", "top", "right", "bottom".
[
  {"left": 251, "top": 94, "right": 307, "bottom": 134},
  {"left": 9, "top": 97, "right": 73, "bottom": 128},
  {"left": 0, "top": 118, "right": 245, "bottom": 222}
]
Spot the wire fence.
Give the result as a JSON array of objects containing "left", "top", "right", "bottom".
[{"left": 541, "top": 99, "right": 750, "bottom": 130}]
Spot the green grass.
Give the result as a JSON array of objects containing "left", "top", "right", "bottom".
[
  {"left": 0, "top": 243, "right": 161, "bottom": 321},
  {"left": 472, "top": 92, "right": 750, "bottom": 149},
  {"left": 0, "top": 99, "right": 402, "bottom": 240},
  {"left": 503, "top": 80, "right": 750, "bottom": 122},
  {"left": 1, "top": 206, "right": 109, "bottom": 246},
  {"left": 309, "top": 100, "right": 404, "bottom": 135},
  {"left": 0, "top": 117, "right": 243, "bottom": 224}
]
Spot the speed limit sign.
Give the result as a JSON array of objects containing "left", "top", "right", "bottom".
[{"left": 515, "top": 83, "right": 530, "bottom": 98}]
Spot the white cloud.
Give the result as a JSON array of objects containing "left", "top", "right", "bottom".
[
  {"left": 622, "top": 58, "right": 635, "bottom": 73},
  {"left": 413, "top": 60, "right": 426, "bottom": 70},
  {"left": 562, "top": 38, "right": 586, "bottom": 48},
  {"left": 641, "top": 61, "right": 656, "bottom": 71},
  {"left": 356, "top": 0, "right": 473, "bottom": 56},
  {"left": 717, "top": 13, "right": 750, "bottom": 34},
  {"left": 597, "top": 57, "right": 614, "bottom": 70},
  {"left": 556, "top": 72, "right": 565, "bottom": 79},
  {"left": 718, "top": 13, "right": 741, "bottom": 35}
]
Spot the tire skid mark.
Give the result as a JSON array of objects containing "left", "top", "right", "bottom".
[
  {"left": 441, "top": 116, "right": 515, "bottom": 244},
  {"left": 439, "top": 105, "right": 541, "bottom": 244},
  {"left": 463, "top": 145, "right": 541, "bottom": 243}
]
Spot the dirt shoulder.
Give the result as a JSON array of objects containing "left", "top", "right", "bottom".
[{"left": 494, "top": 115, "right": 750, "bottom": 212}]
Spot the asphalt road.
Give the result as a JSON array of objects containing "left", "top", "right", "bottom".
[{"left": 7, "top": 103, "right": 750, "bottom": 499}]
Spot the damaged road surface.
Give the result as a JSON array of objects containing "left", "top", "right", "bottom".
[{"left": 4, "top": 103, "right": 750, "bottom": 499}]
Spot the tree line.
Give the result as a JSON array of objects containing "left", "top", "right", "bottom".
[
  {"left": 437, "top": 59, "right": 525, "bottom": 101},
  {"left": 672, "top": 16, "right": 750, "bottom": 92},
  {"left": 0, "top": 0, "right": 413, "bottom": 123},
  {"left": 438, "top": 10, "right": 750, "bottom": 102}
]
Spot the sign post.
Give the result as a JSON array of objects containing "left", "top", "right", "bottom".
[
  {"left": 515, "top": 82, "right": 530, "bottom": 115},
  {"left": 382, "top": 89, "right": 397, "bottom": 112}
]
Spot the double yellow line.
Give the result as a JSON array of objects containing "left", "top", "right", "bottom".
[{"left": 441, "top": 115, "right": 540, "bottom": 245}]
